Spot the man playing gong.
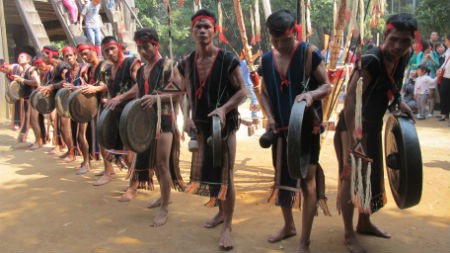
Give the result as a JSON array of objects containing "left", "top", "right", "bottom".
[
  {"left": 176, "top": 9, "right": 248, "bottom": 250},
  {"left": 77, "top": 43, "right": 108, "bottom": 172},
  {"left": 94, "top": 36, "right": 141, "bottom": 186},
  {"left": 118, "top": 28, "right": 186, "bottom": 226},
  {"left": 39, "top": 45, "right": 73, "bottom": 159},
  {"left": 334, "top": 13, "right": 417, "bottom": 253},
  {"left": 257, "top": 10, "right": 331, "bottom": 253}
]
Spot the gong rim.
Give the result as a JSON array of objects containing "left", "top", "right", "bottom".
[
  {"left": 34, "top": 90, "right": 55, "bottom": 114},
  {"left": 119, "top": 99, "right": 157, "bottom": 153},
  {"left": 97, "top": 107, "right": 122, "bottom": 149},
  {"left": 7, "top": 80, "right": 21, "bottom": 101},
  {"left": 68, "top": 88, "right": 99, "bottom": 123},
  {"left": 384, "top": 114, "right": 422, "bottom": 209},
  {"left": 55, "top": 88, "right": 71, "bottom": 117},
  {"left": 287, "top": 100, "right": 310, "bottom": 179}
]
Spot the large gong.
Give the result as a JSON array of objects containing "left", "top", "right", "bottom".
[
  {"left": 384, "top": 114, "right": 422, "bottom": 209},
  {"left": 7, "top": 81, "right": 21, "bottom": 101},
  {"left": 34, "top": 90, "right": 56, "bottom": 114},
  {"left": 97, "top": 107, "right": 122, "bottom": 149},
  {"left": 119, "top": 99, "right": 157, "bottom": 153},
  {"left": 287, "top": 100, "right": 310, "bottom": 179},
  {"left": 68, "top": 89, "right": 99, "bottom": 123},
  {"left": 55, "top": 88, "right": 71, "bottom": 117}
]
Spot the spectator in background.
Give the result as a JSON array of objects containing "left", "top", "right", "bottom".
[
  {"left": 435, "top": 42, "right": 447, "bottom": 67},
  {"left": 239, "top": 49, "right": 262, "bottom": 124},
  {"left": 79, "top": 0, "right": 102, "bottom": 56},
  {"left": 417, "top": 41, "right": 440, "bottom": 117},
  {"left": 414, "top": 65, "right": 436, "bottom": 120},
  {"left": 402, "top": 70, "right": 418, "bottom": 113},
  {"left": 429, "top": 31, "right": 440, "bottom": 48},
  {"left": 437, "top": 33, "right": 450, "bottom": 122},
  {"left": 62, "top": 0, "right": 79, "bottom": 25}
]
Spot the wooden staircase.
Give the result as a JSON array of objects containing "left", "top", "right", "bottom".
[
  {"left": 13, "top": 0, "right": 51, "bottom": 50},
  {"left": 101, "top": 0, "right": 137, "bottom": 54},
  {"left": 49, "top": 0, "right": 87, "bottom": 46}
]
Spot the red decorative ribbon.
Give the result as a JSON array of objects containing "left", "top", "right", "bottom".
[{"left": 284, "top": 24, "right": 302, "bottom": 42}]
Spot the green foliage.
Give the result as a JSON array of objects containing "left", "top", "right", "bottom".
[{"left": 415, "top": 0, "right": 450, "bottom": 40}]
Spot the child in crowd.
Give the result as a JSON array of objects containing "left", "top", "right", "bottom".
[{"left": 414, "top": 65, "right": 436, "bottom": 119}]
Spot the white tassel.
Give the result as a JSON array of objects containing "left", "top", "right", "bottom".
[{"left": 357, "top": 157, "right": 364, "bottom": 210}]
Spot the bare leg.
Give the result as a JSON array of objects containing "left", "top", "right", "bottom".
[
  {"left": 296, "top": 164, "right": 318, "bottom": 253},
  {"left": 218, "top": 133, "right": 237, "bottom": 250},
  {"left": 94, "top": 147, "right": 114, "bottom": 186},
  {"left": 268, "top": 206, "right": 297, "bottom": 243},
  {"left": 150, "top": 132, "right": 173, "bottom": 227},
  {"left": 60, "top": 117, "right": 75, "bottom": 162},
  {"left": 336, "top": 131, "right": 367, "bottom": 253},
  {"left": 29, "top": 106, "right": 43, "bottom": 150},
  {"left": 76, "top": 123, "right": 90, "bottom": 175},
  {"left": 119, "top": 179, "right": 138, "bottom": 201}
]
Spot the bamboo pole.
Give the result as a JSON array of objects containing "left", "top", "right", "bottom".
[
  {"left": 322, "top": 0, "right": 347, "bottom": 123},
  {"left": 0, "top": 0, "right": 9, "bottom": 121}
]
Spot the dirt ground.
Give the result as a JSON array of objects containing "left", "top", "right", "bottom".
[{"left": 0, "top": 108, "right": 449, "bottom": 253}]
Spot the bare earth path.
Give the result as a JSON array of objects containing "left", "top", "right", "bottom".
[{"left": 0, "top": 113, "right": 449, "bottom": 253}]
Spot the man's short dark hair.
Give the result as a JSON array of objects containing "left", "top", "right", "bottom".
[
  {"left": 134, "top": 28, "right": 159, "bottom": 43},
  {"left": 386, "top": 13, "right": 418, "bottom": 36},
  {"left": 191, "top": 9, "right": 217, "bottom": 24},
  {"left": 266, "top": 9, "right": 295, "bottom": 37},
  {"left": 101, "top": 36, "right": 118, "bottom": 46},
  {"left": 43, "top": 45, "right": 60, "bottom": 59}
]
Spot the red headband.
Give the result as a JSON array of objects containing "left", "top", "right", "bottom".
[
  {"left": 32, "top": 59, "right": 44, "bottom": 66},
  {"left": 191, "top": 15, "right": 230, "bottom": 45},
  {"left": 191, "top": 15, "right": 215, "bottom": 28},
  {"left": 77, "top": 44, "right": 95, "bottom": 52},
  {"left": 62, "top": 46, "right": 77, "bottom": 55},
  {"left": 284, "top": 24, "right": 302, "bottom": 42},
  {"left": 43, "top": 48, "right": 59, "bottom": 56},
  {"left": 101, "top": 41, "right": 124, "bottom": 66}
]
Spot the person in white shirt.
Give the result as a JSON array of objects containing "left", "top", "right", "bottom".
[
  {"left": 414, "top": 65, "right": 436, "bottom": 119},
  {"left": 79, "top": 0, "right": 102, "bottom": 55},
  {"left": 437, "top": 33, "right": 450, "bottom": 122}
]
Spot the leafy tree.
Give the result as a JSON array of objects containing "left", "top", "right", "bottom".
[{"left": 415, "top": 0, "right": 450, "bottom": 41}]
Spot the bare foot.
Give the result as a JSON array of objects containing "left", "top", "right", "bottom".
[
  {"left": 150, "top": 209, "right": 168, "bottom": 227},
  {"left": 344, "top": 233, "right": 367, "bottom": 253},
  {"left": 356, "top": 223, "right": 391, "bottom": 238},
  {"left": 76, "top": 163, "right": 90, "bottom": 175},
  {"left": 147, "top": 197, "right": 172, "bottom": 209},
  {"left": 296, "top": 240, "right": 311, "bottom": 253},
  {"left": 219, "top": 227, "right": 233, "bottom": 250},
  {"left": 204, "top": 213, "right": 224, "bottom": 228},
  {"left": 29, "top": 143, "right": 42, "bottom": 150},
  {"left": 118, "top": 187, "right": 136, "bottom": 202},
  {"left": 93, "top": 174, "right": 112, "bottom": 186},
  {"left": 63, "top": 155, "right": 77, "bottom": 163},
  {"left": 267, "top": 226, "right": 297, "bottom": 243},
  {"left": 48, "top": 147, "right": 58, "bottom": 155}
]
